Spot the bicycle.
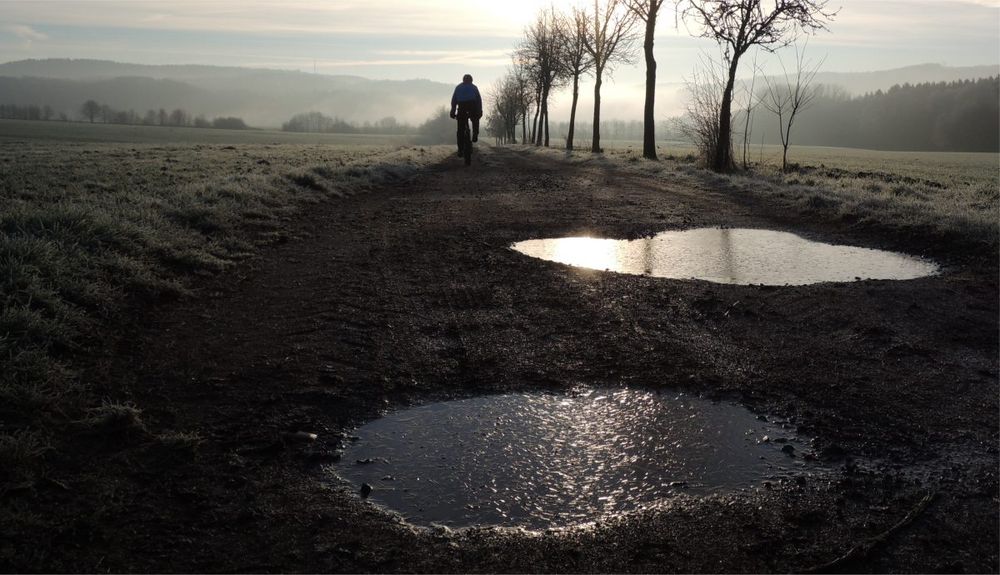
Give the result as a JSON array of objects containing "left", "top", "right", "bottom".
[{"left": 456, "top": 110, "right": 473, "bottom": 166}]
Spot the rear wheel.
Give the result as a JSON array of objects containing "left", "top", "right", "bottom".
[{"left": 463, "top": 127, "right": 472, "bottom": 166}]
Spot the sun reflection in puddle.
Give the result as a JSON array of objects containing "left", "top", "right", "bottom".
[
  {"left": 512, "top": 228, "right": 938, "bottom": 285},
  {"left": 332, "top": 389, "right": 822, "bottom": 529}
]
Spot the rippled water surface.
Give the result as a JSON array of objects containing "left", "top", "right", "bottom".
[
  {"left": 333, "top": 389, "right": 819, "bottom": 529},
  {"left": 511, "top": 228, "right": 937, "bottom": 285}
]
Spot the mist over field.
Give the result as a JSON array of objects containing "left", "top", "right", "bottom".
[
  {"left": 1, "top": 59, "right": 997, "bottom": 148},
  {"left": 0, "top": 59, "right": 449, "bottom": 126}
]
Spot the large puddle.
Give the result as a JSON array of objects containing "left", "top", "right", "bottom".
[
  {"left": 332, "top": 389, "right": 821, "bottom": 529},
  {"left": 511, "top": 228, "right": 937, "bottom": 285}
]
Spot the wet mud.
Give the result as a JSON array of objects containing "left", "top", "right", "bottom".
[
  {"left": 511, "top": 228, "right": 938, "bottom": 285},
  {"left": 22, "top": 146, "right": 998, "bottom": 572}
]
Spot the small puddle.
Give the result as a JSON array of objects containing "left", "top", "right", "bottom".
[
  {"left": 332, "top": 389, "right": 822, "bottom": 530},
  {"left": 511, "top": 228, "right": 937, "bottom": 285}
]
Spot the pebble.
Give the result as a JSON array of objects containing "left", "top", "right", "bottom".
[
  {"left": 360, "top": 483, "right": 373, "bottom": 498},
  {"left": 283, "top": 431, "right": 318, "bottom": 443}
]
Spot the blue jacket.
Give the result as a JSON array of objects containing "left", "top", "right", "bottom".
[{"left": 451, "top": 82, "right": 483, "bottom": 117}]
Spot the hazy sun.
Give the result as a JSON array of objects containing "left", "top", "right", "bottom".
[{"left": 477, "top": 0, "right": 588, "bottom": 30}]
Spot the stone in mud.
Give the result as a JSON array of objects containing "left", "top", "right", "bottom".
[
  {"left": 283, "top": 431, "right": 318, "bottom": 443},
  {"left": 360, "top": 483, "right": 373, "bottom": 498}
]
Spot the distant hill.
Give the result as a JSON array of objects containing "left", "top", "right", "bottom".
[
  {"left": 0, "top": 59, "right": 453, "bottom": 127},
  {"left": 1, "top": 59, "right": 997, "bottom": 129},
  {"left": 811, "top": 63, "right": 1000, "bottom": 96}
]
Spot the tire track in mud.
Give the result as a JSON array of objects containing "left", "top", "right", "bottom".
[{"left": 91, "top": 144, "right": 996, "bottom": 573}]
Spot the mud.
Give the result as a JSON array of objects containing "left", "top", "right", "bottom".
[{"left": 15, "top": 146, "right": 998, "bottom": 572}]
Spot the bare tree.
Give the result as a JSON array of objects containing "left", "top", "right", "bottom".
[
  {"left": 624, "top": 0, "right": 669, "bottom": 159},
  {"left": 80, "top": 99, "right": 100, "bottom": 123},
  {"left": 682, "top": 0, "right": 835, "bottom": 171},
  {"left": 738, "top": 50, "right": 762, "bottom": 169},
  {"left": 582, "top": 0, "right": 638, "bottom": 153},
  {"left": 169, "top": 108, "right": 188, "bottom": 127},
  {"left": 678, "top": 55, "right": 727, "bottom": 166},
  {"left": 519, "top": 9, "right": 568, "bottom": 147},
  {"left": 761, "top": 42, "right": 824, "bottom": 171},
  {"left": 560, "top": 7, "right": 595, "bottom": 150},
  {"left": 489, "top": 73, "right": 525, "bottom": 144},
  {"left": 509, "top": 58, "right": 535, "bottom": 144}
]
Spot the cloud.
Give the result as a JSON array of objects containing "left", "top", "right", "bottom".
[
  {"left": 0, "top": 0, "right": 523, "bottom": 38},
  {"left": 6, "top": 24, "right": 48, "bottom": 42}
]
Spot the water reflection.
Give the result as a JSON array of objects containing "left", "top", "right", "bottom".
[
  {"left": 512, "top": 228, "right": 938, "bottom": 285},
  {"left": 332, "top": 389, "right": 819, "bottom": 529}
]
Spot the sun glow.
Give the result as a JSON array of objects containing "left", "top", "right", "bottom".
[
  {"left": 542, "top": 237, "right": 624, "bottom": 272},
  {"left": 478, "top": 0, "right": 589, "bottom": 31}
]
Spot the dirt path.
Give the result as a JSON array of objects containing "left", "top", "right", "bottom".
[{"left": 41, "top": 146, "right": 998, "bottom": 572}]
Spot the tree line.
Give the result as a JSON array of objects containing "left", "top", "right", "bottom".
[
  {"left": 0, "top": 103, "right": 67, "bottom": 122},
  {"left": 0, "top": 99, "right": 248, "bottom": 130},
  {"left": 281, "top": 111, "right": 418, "bottom": 135},
  {"left": 744, "top": 77, "right": 1000, "bottom": 153},
  {"left": 484, "top": 0, "right": 836, "bottom": 171},
  {"left": 78, "top": 100, "right": 248, "bottom": 129}
]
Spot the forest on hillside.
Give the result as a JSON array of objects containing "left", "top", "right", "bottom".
[{"left": 743, "top": 77, "right": 999, "bottom": 153}]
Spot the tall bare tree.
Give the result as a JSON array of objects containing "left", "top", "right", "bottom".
[
  {"left": 582, "top": 0, "right": 638, "bottom": 153},
  {"left": 519, "top": 9, "right": 568, "bottom": 147},
  {"left": 624, "top": 0, "right": 669, "bottom": 159},
  {"left": 739, "top": 50, "right": 762, "bottom": 169},
  {"left": 682, "top": 0, "right": 835, "bottom": 171},
  {"left": 511, "top": 61, "right": 534, "bottom": 144},
  {"left": 761, "top": 42, "right": 825, "bottom": 171},
  {"left": 679, "top": 55, "right": 727, "bottom": 166},
  {"left": 560, "top": 7, "right": 595, "bottom": 150},
  {"left": 489, "top": 73, "right": 526, "bottom": 144},
  {"left": 80, "top": 99, "right": 100, "bottom": 123}
]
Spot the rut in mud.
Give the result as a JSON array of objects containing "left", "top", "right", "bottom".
[{"left": 54, "top": 145, "right": 999, "bottom": 572}]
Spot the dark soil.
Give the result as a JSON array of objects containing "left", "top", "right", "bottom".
[{"left": 6, "top": 146, "right": 998, "bottom": 572}]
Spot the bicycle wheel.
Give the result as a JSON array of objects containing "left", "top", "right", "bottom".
[{"left": 463, "top": 126, "right": 472, "bottom": 166}]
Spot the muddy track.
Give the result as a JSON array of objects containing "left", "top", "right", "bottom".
[{"left": 34, "top": 146, "right": 999, "bottom": 572}]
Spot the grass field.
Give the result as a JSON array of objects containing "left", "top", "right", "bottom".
[
  {"left": 0, "top": 118, "right": 419, "bottom": 146},
  {"left": 595, "top": 139, "right": 998, "bottom": 189},
  {"left": 1, "top": 119, "right": 997, "bottom": 484},
  {"left": 0, "top": 120, "right": 452, "bottom": 477},
  {"left": 556, "top": 139, "right": 999, "bottom": 251}
]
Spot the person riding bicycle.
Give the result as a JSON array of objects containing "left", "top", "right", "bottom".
[{"left": 450, "top": 73, "right": 482, "bottom": 155}]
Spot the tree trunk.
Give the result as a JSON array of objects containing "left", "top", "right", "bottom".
[
  {"left": 642, "top": 10, "right": 658, "bottom": 160},
  {"left": 713, "top": 59, "right": 740, "bottom": 172},
  {"left": 592, "top": 72, "right": 603, "bottom": 153},
  {"left": 531, "top": 105, "right": 540, "bottom": 145},
  {"left": 567, "top": 74, "right": 580, "bottom": 150},
  {"left": 742, "top": 105, "right": 752, "bottom": 169},
  {"left": 544, "top": 107, "right": 550, "bottom": 147},
  {"left": 540, "top": 84, "right": 550, "bottom": 147},
  {"left": 781, "top": 110, "right": 796, "bottom": 172},
  {"left": 521, "top": 108, "right": 528, "bottom": 144}
]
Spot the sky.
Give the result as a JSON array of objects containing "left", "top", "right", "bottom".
[{"left": 2, "top": 0, "right": 999, "bottom": 119}]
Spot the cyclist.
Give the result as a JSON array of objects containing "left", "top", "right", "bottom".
[{"left": 450, "top": 73, "right": 482, "bottom": 156}]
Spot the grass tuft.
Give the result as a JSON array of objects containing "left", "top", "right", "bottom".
[
  {"left": 0, "top": 430, "right": 50, "bottom": 483},
  {"left": 82, "top": 401, "right": 148, "bottom": 439}
]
